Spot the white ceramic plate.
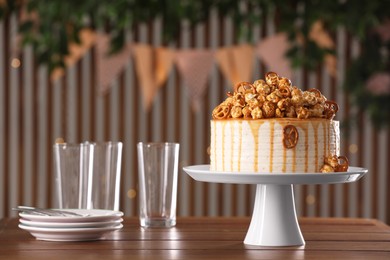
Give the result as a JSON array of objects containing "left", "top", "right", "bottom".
[
  {"left": 183, "top": 165, "right": 367, "bottom": 185},
  {"left": 19, "top": 209, "right": 124, "bottom": 223},
  {"left": 18, "top": 223, "right": 123, "bottom": 242},
  {"left": 19, "top": 218, "right": 123, "bottom": 228}
]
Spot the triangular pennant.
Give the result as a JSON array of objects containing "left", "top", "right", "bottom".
[
  {"left": 132, "top": 44, "right": 158, "bottom": 110},
  {"left": 256, "top": 33, "right": 292, "bottom": 79},
  {"left": 95, "top": 33, "right": 132, "bottom": 95},
  {"left": 231, "top": 44, "right": 254, "bottom": 83},
  {"left": 155, "top": 47, "right": 175, "bottom": 88},
  {"left": 175, "top": 49, "right": 215, "bottom": 111},
  {"left": 51, "top": 29, "right": 97, "bottom": 81},
  {"left": 215, "top": 47, "right": 240, "bottom": 86},
  {"left": 132, "top": 45, "right": 175, "bottom": 110}
]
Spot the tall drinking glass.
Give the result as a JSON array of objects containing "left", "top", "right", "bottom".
[
  {"left": 137, "top": 142, "right": 180, "bottom": 228},
  {"left": 54, "top": 141, "right": 123, "bottom": 211}
]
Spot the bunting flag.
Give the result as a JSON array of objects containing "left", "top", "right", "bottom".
[
  {"left": 95, "top": 33, "right": 132, "bottom": 95},
  {"left": 132, "top": 44, "right": 155, "bottom": 110},
  {"left": 154, "top": 47, "right": 176, "bottom": 89},
  {"left": 231, "top": 44, "right": 255, "bottom": 83},
  {"left": 215, "top": 44, "right": 255, "bottom": 87},
  {"left": 309, "top": 21, "right": 337, "bottom": 77},
  {"left": 175, "top": 49, "right": 215, "bottom": 111},
  {"left": 256, "top": 33, "right": 293, "bottom": 79},
  {"left": 215, "top": 47, "right": 239, "bottom": 85},
  {"left": 51, "top": 29, "right": 97, "bottom": 81},
  {"left": 132, "top": 44, "right": 175, "bottom": 110}
]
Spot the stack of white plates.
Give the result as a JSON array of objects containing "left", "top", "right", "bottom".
[{"left": 18, "top": 209, "right": 123, "bottom": 242}]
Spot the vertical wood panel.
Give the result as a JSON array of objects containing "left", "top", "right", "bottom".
[
  {"left": 0, "top": 19, "right": 5, "bottom": 217},
  {"left": 8, "top": 14, "right": 19, "bottom": 216}
]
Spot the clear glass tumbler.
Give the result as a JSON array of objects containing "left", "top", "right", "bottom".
[
  {"left": 54, "top": 141, "right": 123, "bottom": 211},
  {"left": 137, "top": 142, "right": 180, "bottom": 228}
]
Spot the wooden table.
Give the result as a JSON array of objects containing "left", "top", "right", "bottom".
[{"left": 1, "top": 217, "right": 390, "bottom": 259}]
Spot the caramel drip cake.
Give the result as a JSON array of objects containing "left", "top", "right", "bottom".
[{"left": 210, "top": 72, "right": 348, "bottom": 173}]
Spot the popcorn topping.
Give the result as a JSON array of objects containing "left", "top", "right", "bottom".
[
  {"left": 320, "top": 155, "right": 349, "bottom": 173},
  {"left": 212, "top": 72, "right": 339, "bottom": 120}
]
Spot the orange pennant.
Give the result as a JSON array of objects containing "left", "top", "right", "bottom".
[
  {"left": 175, "top": 49, "right": 215, "bottom": 111},
  {"left": 256, "top": 33, "right": 292, "bottom": 79},
  {"left": 215, "top": 44, "right": 255, "bottom": 88},
  {"left": 215, "top": 47, "right": 239, "bottom": 85},
  {"left": 51, "top": 29, "right": 97, "bottom": 81},
  {"left": 155, "top": 47, "right": 175, "bottom": 88},
  {"left": 232, "top": 44, "right": 255, "bottom": 83},
  {"left": 132, "top": 44, "right": 175, "bottom": 110}
]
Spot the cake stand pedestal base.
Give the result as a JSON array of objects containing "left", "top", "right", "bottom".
[
  {"left": 244, "top": 184, "right": 304, "bottom": 246},
  {"left": 183, "top": 165, "right": 367, "bottom": 247}
]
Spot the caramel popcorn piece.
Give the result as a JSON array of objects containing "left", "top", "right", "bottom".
[
  {"left": 275, "top": 108, "right": 285, "bottom": 118},
  {"left": 222, "top": 96, "right": 234, "bottom": 106},
  {"left": 309, "top": 103, "right": 324, "bottom": 117},
  {"left": 242, "top": 106, "right": 252, "bottom": 118},
  {"left": 278, "top": 77, "right": 292, "bottom": 89},
  {"left": 262, "top": 101, "right": 276, "bottom": 118},
  {"left": 321, "top": 155, "right": 349, "bottom": 173},
  {"left": 285, "top": 106, "right": 296, "bottom": 118},
  {"left": 325, "top": 155, "right": 339, "bottom": 168},
  {"left": 296, "top": 107, "right": 310, "bottom": 119},
  {"left": 303, "top": 91, "right": 318, "bottom": 106},
  {"left": 266, "top": 92, "right": 280, "bottom": 103},
  {"left": 247, "top": 97, "right": 260, "bottom": 108},
  {"left": 254, "top": 80, "right": 272, "bottom": 95},
  {"left": 320, "top": 164, "right": 334, "bottom": 173},
  {"left": 251, "top": 106, "right": 263, "bottom": 119},
  {"left": 277, "top": 99, "right": 290, "bottom": 111},
  {"left": 231, "top": 106, "right": 243, "bottom": 118},
  {"left": 233, "top": 93, "right": 245, "bottom": 107}
]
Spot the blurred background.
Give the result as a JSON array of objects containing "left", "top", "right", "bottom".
[{"left": 0, "top": 1, "right": 389, "bottom": 223}]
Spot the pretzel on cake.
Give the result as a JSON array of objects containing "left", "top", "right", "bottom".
[{"left": 212, "top": 104, "right": 231, "bottom": 119}]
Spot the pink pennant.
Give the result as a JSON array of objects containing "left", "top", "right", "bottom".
[
  {"left": 95, "top": 33, "right": 132, "bottom": 95},
  {"left": 175, "top": 50, "right": 215, "bottom": 111},
  {"left": 256, "top": 33, "right": 292, "bottom": 79}
]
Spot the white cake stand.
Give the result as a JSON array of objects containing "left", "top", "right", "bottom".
[{"left": 183, "top": 165, "right": 367, "bottom": 247}]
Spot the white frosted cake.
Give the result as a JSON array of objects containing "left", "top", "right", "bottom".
[{"left": 210, "top": 72, "right": 348, "bottom": 173}]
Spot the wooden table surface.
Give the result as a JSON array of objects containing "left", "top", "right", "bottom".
[{"left": 1, "top": 217, "right": 390, "bottom": 259}]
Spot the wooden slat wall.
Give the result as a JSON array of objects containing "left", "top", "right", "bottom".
[{"left": 1, "top": 12, "right": 389, "bottom": 224}]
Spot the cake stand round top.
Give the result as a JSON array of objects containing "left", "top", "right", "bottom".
[{"left": 183, "top": 165, "right": 367, "bottom": 185}]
